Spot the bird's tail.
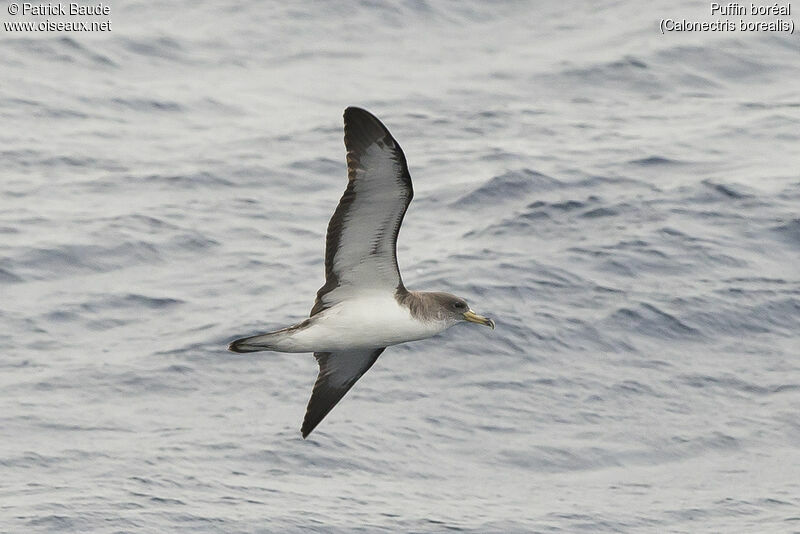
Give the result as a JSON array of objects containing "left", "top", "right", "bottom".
[
  {"left": 228, "top": 333, "right": 277, "bottom": 353},
  {"left": 227, "top": 320, "right": 311, "bottom": 353}
]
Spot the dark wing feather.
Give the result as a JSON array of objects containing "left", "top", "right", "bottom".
[
  {"left": 301, "top": 348, "right": 385, "bottom": 438},
  {"left": 311, "top": 107, "right": 413, "bottom": 316}
]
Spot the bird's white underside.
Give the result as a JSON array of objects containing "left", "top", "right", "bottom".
[{"left": 270, "top": 292, "right": 452, "bottom": 353}]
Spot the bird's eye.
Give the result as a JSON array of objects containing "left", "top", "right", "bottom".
[{"left": 454, "top": 302, "right": 466, "bottom": 309}]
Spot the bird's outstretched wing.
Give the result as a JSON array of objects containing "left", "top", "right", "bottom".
[
  {"left": 302, "top": 348, "right": 385, "bottom": 438},
  {"left": 310, "top": 107, "right": 413, "bottom": 317}
]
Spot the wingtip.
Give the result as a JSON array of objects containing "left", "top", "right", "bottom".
[
  {"left": 301, "top": 412, "right": 320, "bottom": 438},
  {"left": 344, "top": 106, "right": 378, "bottom": 123}
]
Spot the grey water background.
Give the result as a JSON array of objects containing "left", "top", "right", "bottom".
[{"left": 1, "top": 0, "right": 799, "bottom": 531}]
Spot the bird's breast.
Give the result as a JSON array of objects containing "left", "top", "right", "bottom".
[{"left": 297, "top": 293, "right": 448, "bottom": 352}]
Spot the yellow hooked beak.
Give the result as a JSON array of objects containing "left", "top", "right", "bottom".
[{"left": 463, "top": 309, "right": 495, "bottom": 329}]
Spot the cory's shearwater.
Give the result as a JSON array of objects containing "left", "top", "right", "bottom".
[{"left": 229, "top": 107, "right": 495, "bottom": 438}]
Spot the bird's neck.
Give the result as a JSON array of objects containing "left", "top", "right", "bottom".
[{"left": 395, "top": 289, "right": 447, "bottom": 324}]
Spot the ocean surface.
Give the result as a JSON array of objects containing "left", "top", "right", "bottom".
[{"left": 2, "top": 1, "right": 799, "bottom": 532}]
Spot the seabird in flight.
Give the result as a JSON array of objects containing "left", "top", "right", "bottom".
[{"left": 229, "top": 107, "right": 495, "bottom": 438}]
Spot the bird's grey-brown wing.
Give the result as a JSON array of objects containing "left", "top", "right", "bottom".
[
  {"left": 301, "top": 348, "right": 385, "bottom": 438},
  {"left": 310, "top": 107, "right": 413, "bottom": 316}
]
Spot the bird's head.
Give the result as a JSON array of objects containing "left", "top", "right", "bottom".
[{"left": 433, "top": 293, "right": 495, "bottom": 329}]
